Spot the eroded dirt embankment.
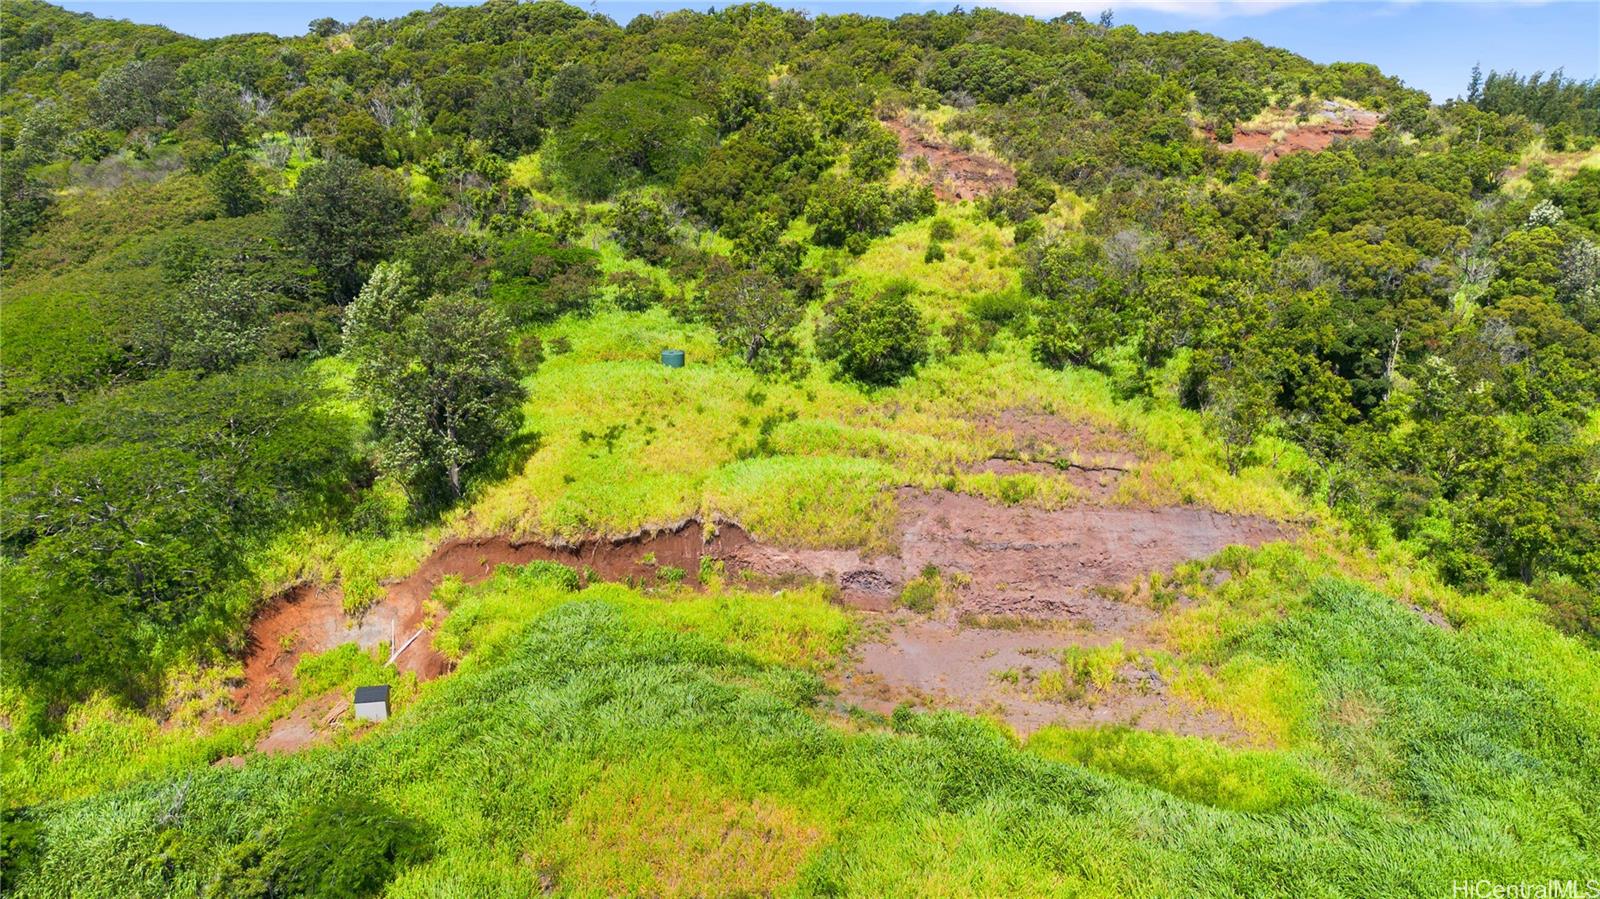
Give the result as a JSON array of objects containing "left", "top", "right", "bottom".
[
  {"left": 234, "top": 521, "right": 739, "bottom": 718},
  {"left": 1209, "top": 103, "right": 1382, "bottom": 163},
  {"left": 233, "top": 406, "right": 1295, "bottom": 746},
  {"left": 884, "top": 116, "right": 1016, "bottom": 201}
]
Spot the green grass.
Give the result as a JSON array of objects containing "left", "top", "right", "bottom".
[
  {"left": 8, "top": 565, "right": 1597, "bottom": 896},
  {"left": 1025, "top": 725, "right": 1324, "bottom": 813},
  {"left": 456, "top": 310, "right": 1307, "bottom": 554}
]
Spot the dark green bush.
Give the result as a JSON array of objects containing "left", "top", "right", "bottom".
[
  {"left": 817, "top": 281, "right": 930, "bottom": 387},
  {"left": 209, "top": 796, "right": 431, "bottom": 899}
]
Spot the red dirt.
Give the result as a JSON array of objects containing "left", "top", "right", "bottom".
[
  {"left": 233, "top": 522, "right": 754, "bottom": 718},
  {"left": 255, "top": 690, "right": 346, "bottom": 754},
  {"left": 719, "top": 487, "right": 1286, "bottom": 617},
  {"left": 835, "top": 617, "right": 1245, "bottom": 741},
  {"left": 967, "top": 410, "right": 1150, "bottom": 501},
  {"left": 232, "top": 411, "right": 1291, "bottom": 746},
  {"left": 977, "top": 410, "right": 1147, "bottom": 467},
  {"left": 1210, "top": 103, "right": 1382, "bottom": 163},
  {"left": 884, "top": 116, "right": 1016, "bottom": 201}
]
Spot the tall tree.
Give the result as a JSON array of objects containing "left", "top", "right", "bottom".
[
  {"left": 345, "top": 287, "right": 524, "bottom": 504},
  {"left": 279, "top": 157, "right": 411, "bottom": 299},
  {"left": 694, "top": 260, "right": 803, "bottom": 368}
]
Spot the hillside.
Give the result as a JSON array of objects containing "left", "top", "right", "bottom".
[{"left": 2, "top": 1, "right": 1599, "bottom": 896}]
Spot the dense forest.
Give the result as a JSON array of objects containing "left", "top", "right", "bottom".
[{"left": 1, "top": 0, "right": 1598, "bottom": 895}]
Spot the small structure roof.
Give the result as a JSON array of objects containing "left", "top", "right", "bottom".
[{"left": 354, "top": 684, "right": 391, "bottom": 704}]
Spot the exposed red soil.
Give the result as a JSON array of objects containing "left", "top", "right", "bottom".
[
  {"left": 967, "top": 410, "right": 1150, "bottom": 501},
  {"left": 255, "top": 690, "right": 347, "bottom": 754},
  {"left": 720, "top": 487, "right": 1286, "bottom": 617},
  {"left": 1209, "top": 103, "right": 1382, "bottom": 163},
  {"left": 884, "top": 116, "right": 1016, "bottom": 201},
  {"left": 232, "top": 410, "right": 1291, "bottom": 747},
  {"left": 976, "top": 410, "right": 1147, "bottom": 467},
  {"left": 835, "top": 617, "right": 1245, "bottom": 741},
  {"left": 970, "top": 457, "right": 1125, "bottom": 501},
  {"left": 232, "top": 521, "right": 732, "bottom": 718}
]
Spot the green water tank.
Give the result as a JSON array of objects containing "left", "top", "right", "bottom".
[{"left": 661, "top": 349, "right": 685, "bottom": 368}]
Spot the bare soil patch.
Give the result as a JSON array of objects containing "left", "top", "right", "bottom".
[
  {"left": 720, "top": 487, "right": 1286, "bottom": 616},
  {"left": 977, "top": 410, "right": 1146, "bottom": 464},
  {"left": 233, "top": 522, "right": 734, "bottom": 718},
  {"left": 1210, "top": 102, "right": 1381, "bottom": 164},
  {"left": 884, "top": 117, "right": 1016, "bottom": 201},
  {"left": 233, "top": 411, "right": 1289, "bottom": 749},
  {"left": 835, "top": 616, "right": 1246, "bottom": 741},
  {"left": 255, "top": 690, "right": 347, "bottom": 754},
  {"left": 969, "top": 457, "right": 1125, "bottom": 501}
]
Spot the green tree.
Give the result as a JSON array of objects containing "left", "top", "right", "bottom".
[
  {"left": 544, "top": 63, "right": 597, "bottom": 127},
  {"left": 193, "top": 83, "right": 250, "bottom": 152},
  {"left": 1025, "top": 238, "right": 1126, "bottom": 369},
  {"left": 0, "top": 154, "right": 51, "bottom": 266},
  {"left": 1206, "top": 345, "right": 1276, "bottom": 475},
  {"left": 331, "top": 111, "right": 388, "bottom": 166},
  {"left": 547, "top": 82, "right": 713, "bottom": 199},
  {"left": 2, "top": 367, "right": 353, "bottom": 704},
  {"left": 208, "top": 153, "right": 265, "bottom": 216},
  {"left": 849, "top": 121, "right": 901, "bottom": 181},
  {"left": 280, "top": 157, "right": 411, "bottom": 298},
  {"left": 817, "top": 281, "right": 930, "bottom": 387},
  {"left": 610, "top": 193, "right": 678, "bottom": 264},
  {"left": 346, "top": 291, "right": 524, "bottom": 503},
  {"left": 694, "top": 260, "right": 803, "bottom": 368}
]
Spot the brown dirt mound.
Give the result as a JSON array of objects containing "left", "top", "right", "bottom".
[
  {"left": 233, "top": 521, "right": 737, "bottom": 718},
  {"left": 884, "top": 116, "right": 1016, "bottom": 201},
  {"left": 719, "top": 488, "right": 1286, "bottom": 616},
  {"left": 835, "top": 617, "right": 1245, "bottom": 741},
  {"left": 1211, "top": 103, "right": 1382, "bottom": 163}
]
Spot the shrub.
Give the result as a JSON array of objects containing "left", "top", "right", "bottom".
[
  {"left": 207, "top": 154, "right": 264, "bottom": 216},
  {"left": 969, "top": 290, "right": 1029, "bottom": 327},
  {"left": 515, "top": 333, "right": 545, "bottom": 373},
  {"left": 899, "top": 565, "right": 946, "bottom": 612},
  {"left": 548, "top": 82, "right": 714, "bottom": 199},
  {"left": 816, "top": 281, "right": 930, "bottom": 387},
  {"left": 848, "top": 121, "right": 900, "bottom": 181},
  {"left": 608, "top": 271, "right": 666, "bottom": 312},
  {"left": 610, "top": 193, "right": 678, "bottom": 264},
  {"left": 1, "top": 809, "right": 42, "bottom": 894},
  {"left": 215, "top": 796, "right": 432, "bottom": 899},
  {"left": 279, "top": 157, "right": 410, "bottom": 299},
  {"left": 924, "top": 241, "right": 945, "bottom": 263},
  {"left": 929, "top": 217, "right": 956, "bottom": 241}
]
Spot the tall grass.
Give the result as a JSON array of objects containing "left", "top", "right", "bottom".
[{"left": 11, "top": 568, "right": 1596, "bottom": 897}]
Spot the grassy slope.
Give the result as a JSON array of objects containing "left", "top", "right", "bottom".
[
  {"left": 10, "top": 556, "right": 1597, "bottom": 897},
  {"left": 6, "top": 179, "right": 1600, "bottom": 895}
]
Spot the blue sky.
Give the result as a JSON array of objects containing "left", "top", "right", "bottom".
[{"left": 57, "top": 0, "right": 1600, "bottom": 102}]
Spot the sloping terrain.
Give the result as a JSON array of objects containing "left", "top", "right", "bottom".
[
  {"left": 884, "top": 116, "right": 1017, "bottom": 200},
  {"left": 1211, "top": 101, "right": 1383, "bottom": 162},
  {"left": 3, "top": 1, "right": 1598, "bottom": 896}
]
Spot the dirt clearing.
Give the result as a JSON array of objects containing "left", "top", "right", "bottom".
[
  {"left": 1211, "top": 102, "right": 1382, "bottom": 163},
  {"left": 884, "top": 116, "right": 1016, "bottom": 201},
  {"left": 720, "top": 487, "right": 1285, "bottom": 616},
  {"left": 836, "top": 617, "right": 1245, "bottom": 741}
]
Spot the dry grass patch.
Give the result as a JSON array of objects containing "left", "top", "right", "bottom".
[{"left": 539, "top": 765, "right": 825, "bottom": 897}]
